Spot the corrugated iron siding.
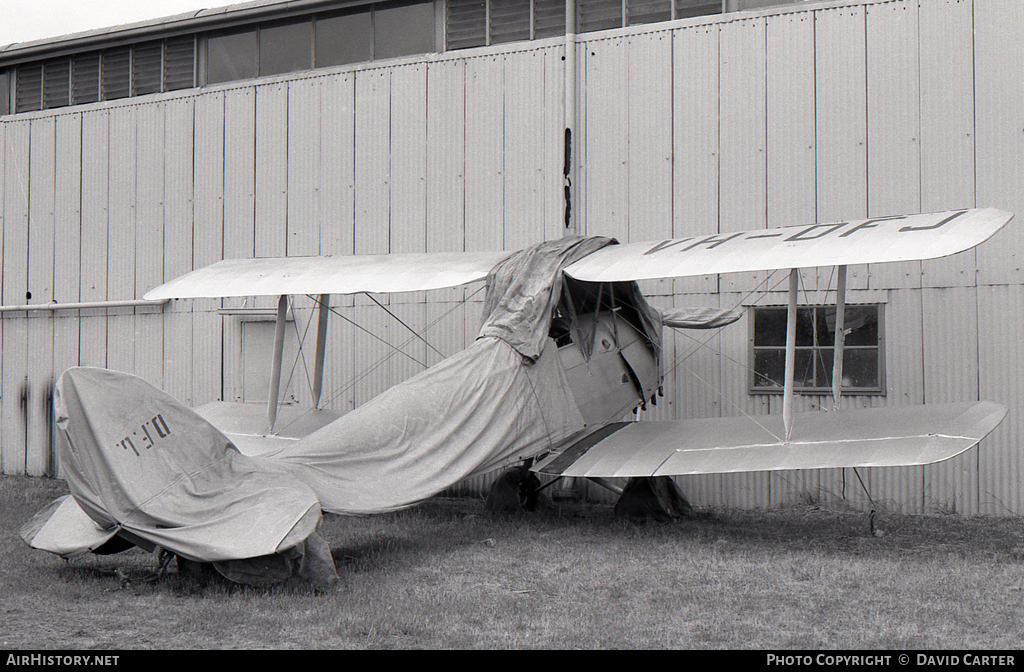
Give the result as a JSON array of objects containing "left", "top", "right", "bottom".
[{"left": 1, "top": 0, "right": 1022, "bottom": 516}]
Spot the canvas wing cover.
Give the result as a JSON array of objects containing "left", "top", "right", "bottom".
[{"left": 535, "top": 402, "right": 1007, "bottom": 478}]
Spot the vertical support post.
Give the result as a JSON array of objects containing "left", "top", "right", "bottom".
[
  {"left": 267, "top": 294, "right": 288, "bottom": 432},
  {"left": 783, "top": 269, "right": 799, "bottom": 442},
  {"left": 564, "top": 0, "right": 577, "bottom": 234},
  {"left": 312, "top": 293, "right": 330, "bottom": 410},
  {"left": 831, "top": 265, "right": 847, "bottom": 411}
]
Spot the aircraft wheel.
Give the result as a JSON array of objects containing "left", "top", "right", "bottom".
[{"left": 485, "top": 465, "right": 543, "bottom": 513}]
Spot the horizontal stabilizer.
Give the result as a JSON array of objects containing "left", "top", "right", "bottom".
[
  {"left": 535, "top": 402, "right": 1007, "bottom": 478},
  {"left": 20, "top": 495, "right": 118, "bottom": 558},
  {"left": 194, "top": 402, "right": 343, "bottom": 457},
  {"left": 144, "top": 251, "right": 512, "bottom": 300}
]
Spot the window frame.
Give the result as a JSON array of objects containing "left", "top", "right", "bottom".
[{"left": 748, "top": 303, "right": 886, "bottom": 396}]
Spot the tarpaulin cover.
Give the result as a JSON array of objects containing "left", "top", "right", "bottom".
[
  {"left": 20, "top": 494, "right": 118, "bottom": 558},
  {"left": 256, "top": 335, "right": 584, "bottom": 514},
  {"left": 479, "top": 236, "right": 614, "bottom": 360},
  {"left": 250, "top": 237, "right": 605, "bottom": 514},
  {"left": 25, "top": 236, "right": 619, "bottom": 578},
  {"left": 48, "top": 367, "right": 328, "bottom": 569},
  {"left": 660, "top": 306, "right": 743, "bottom": 330}
]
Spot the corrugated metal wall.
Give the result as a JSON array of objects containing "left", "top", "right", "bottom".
[
  {"left": 574, "top": 0, "right": 1024, "bottom": 513},
  {"left": 1, "top": 0, "right": 1022, "bottom": 515}
]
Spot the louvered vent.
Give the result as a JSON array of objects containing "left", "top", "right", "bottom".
[
  {"left": 15, "top": 63, "right": 42, "bottom": 113},
  {"left": 447, "top": 0, "right": 487, "bottom": 50},
  {"left": 132, "top": 41, "right": 163, "bottom": 96},
  {"left": 675, "top": 0, "right": 722, "bottom": 18},
  {"left": 72, "top": 53, "right": 100, "bottom": 105},
  {"left": 577, "top": 0, "right": 623, "bottom": 33},
  {"left": 534, "top": 0, "right": 566, "bottom": 38},
  {"left": 43, "top": 59, "right": 71, "bottom": 109},
  {"left": 627, "top": 0, "right": 671, "bottom": 25},
  {"left": 164, "top": 36, "right": 195, "bottom": 90},
  {"left": 490, "top": 0, "right": 531, "bottom": 44},
  {"left": 102, "top": 47, "right": 131, "bottom": 100}
]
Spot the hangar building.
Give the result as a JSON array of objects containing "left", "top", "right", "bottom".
[{"left": 1, "top": 0, "right": 1022, "bottom": 515}]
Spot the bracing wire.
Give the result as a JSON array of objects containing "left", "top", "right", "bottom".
[{"left": 269, "top": 286, "right": 484, "bottom": 435}]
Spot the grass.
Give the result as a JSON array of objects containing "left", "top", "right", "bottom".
[{"left": 2, "top": 474, "right": 1023, "bottom": 649}]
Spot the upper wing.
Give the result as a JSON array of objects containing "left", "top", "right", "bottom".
[
  {"left": 534, "top": 402, "right": 1007, "bottom": 478},
  {"left": 143, "top": 250, "right": 512, "bottom": 300},
  {"left": 564, "top": 208, "right": 1012, "bottom": 283}
]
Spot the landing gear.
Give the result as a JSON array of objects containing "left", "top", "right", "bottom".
[
  {"left": 612, "top": 477, "right": 692, "bottom": 522},
  {"left": 485, "top": 464, "right": 544, "bottom": 513},
  {"left": 486, "top": 464, "right": 693, "bottom": 523}
]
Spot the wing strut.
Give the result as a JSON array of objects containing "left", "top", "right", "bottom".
[
  {"left": 831, "top": 265, "right": 847, "bottom": 411},
  {"left": 268, "top": 294, "right": 288, "bottom": 432},
  {"left": 312, "top": 294, "right": 330, "bottom": 409},
  {"left": 783, "top": 269, "right": 798, "bottom": 441}
]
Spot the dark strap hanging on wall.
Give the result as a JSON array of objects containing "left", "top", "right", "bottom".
[{"left": 563, "top": 127, "right": 572, "bottom": 228}]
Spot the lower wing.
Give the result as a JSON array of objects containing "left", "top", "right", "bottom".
[{"left": 534, "top": 402, "right": 1007, "bottom": 478}]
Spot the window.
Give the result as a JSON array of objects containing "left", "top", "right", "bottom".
[
  {"left": 374, "top": 1, "right": 436, "bottom": 59},
  {"left": 0, "top": 71, "right": 9, "bottom": 116},
  {"left": 315, "top": 11, "right": 372, "bottom": 67},
  {"left": 751, "top": 305, "right": 884, "bottom": 394},
  {"left": 204, "top": 2, "right": 436, "bottom": 83},
  {"left": 207, "top": 29, "right": 257, "bottom": 84},
  {"left": 259, "top": 20, "right": 313, "bottom": 76}
]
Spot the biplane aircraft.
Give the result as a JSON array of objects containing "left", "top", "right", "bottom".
[{"left": 21, "top": 207, "right": 1013, "bottom": 587}]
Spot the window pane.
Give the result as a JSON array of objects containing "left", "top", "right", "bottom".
[
  {"left": 578, "top": 0, "right": 623, "bottom": 33},
  {"left": 534, "top": 0, "right": 567, "bottom": 38},
  {"left": 816, "top": 349, "right": 880, "bottom": 390},
  {"left": 259, "top": 20, "right": 312, "bottom": 76},
  {"left": 627, "top": 0, "right": 671, "bottom": 25},
  {"left": 43, "top": 58, "right": 71, "bottom": 109},
  {"left": 72, "top": 53, "right": 100, "bottom": 104},
  {"left": 675, "top": 0, "right": 723, "bottom": 19},
  {"left": 491, "top": 0, "right": 532, "bottom": 44},
  {"left": 445, "top": 0, "right": 486, "bottom": 50},
  {"left": 207, "top": 29, "right": 257, "bottom": 84},
  {"left": 316, "top": 11, "right": 372, "bottom": 66},
  {"left": 102, "top": 47, "right": 131, "bottom": 100},
  {"left": 842, "top": 306, "right": 879, "bottom": 346},
  {"left": 753, "top": 308, "right": 786, "bottom": 347},
  {"left": 374, "top": 2, "right": 436, "bottom": 60},
  {"left": 0, "top": 71, "right": 9, "bottom": 115},
  {"left": 753, "top": 350, "right": 785, "bottom": 389},
  {"left": 132, "top": 41, "right": 163, "bottom": 96},
  {"left": 164, "top": 36, "right": 196, "bottom": 90},
  {"left": 752, "top": 350, "right": 815, "bottom": 389},
  {"left": 16, "top": 63, "right": 42, "bottom": 112}
]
